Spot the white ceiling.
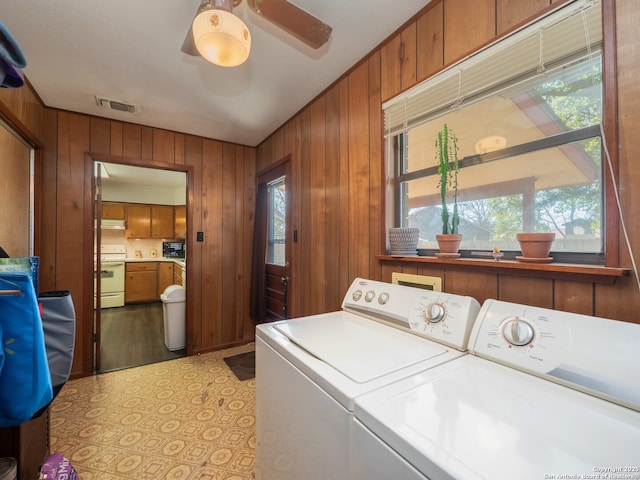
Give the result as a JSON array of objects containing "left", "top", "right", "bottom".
[{"left": 1, "top": 0, "right": 430, "bottom": 147}]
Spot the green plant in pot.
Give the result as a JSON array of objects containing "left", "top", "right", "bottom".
[{"left": 435, "top": 124, "right": 462, "bottom": 257}]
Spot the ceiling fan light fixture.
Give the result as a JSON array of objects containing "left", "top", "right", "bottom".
[{"left": 192, "top": 8, "right": 251, "bottom": 67}]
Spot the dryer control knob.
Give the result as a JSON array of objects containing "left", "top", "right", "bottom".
[
  {"left": 502, "top": 318, "right": 535, "bottom": 346},
  {"left": 365, "top": 290, "right": 376, "bottom": 303},
  {"left": 424, "top": 303, "right": 446, "bottom": 323},
  {"left": 378, "top": 292, "right": 389, "bottom": 305},
  {"left": 352, "top": 290, "right": 362, "bottom": 301}
]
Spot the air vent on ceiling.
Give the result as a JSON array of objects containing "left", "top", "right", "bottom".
[{"left": 95, "top": 96, "right": 138, "bottom": 113}]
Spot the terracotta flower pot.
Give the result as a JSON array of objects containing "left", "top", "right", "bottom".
[
  {"left": 516, "top": 232, "right": 555, "bottom": 261},
  {"left": 435, "top": 233, "right": 462, "bottom": 258}
]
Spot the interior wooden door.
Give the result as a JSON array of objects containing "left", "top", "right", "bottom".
[{"left": 259, "top": 161, "right": 291, "bottom": 321}]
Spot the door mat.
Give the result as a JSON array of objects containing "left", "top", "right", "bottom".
[{"left": 223, "top": 351, "right": 255, "bottom": 381}]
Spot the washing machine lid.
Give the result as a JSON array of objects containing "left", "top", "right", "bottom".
[
  {"left": 354, "top": 355, "right": 640, "bottom": 480},
  {"left": 274, "top": 312, "right": 448, "bottom": 384}
]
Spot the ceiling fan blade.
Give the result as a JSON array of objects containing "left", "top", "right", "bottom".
[{"left": 247, "top": 0, "right": 332, "bottom": 49}]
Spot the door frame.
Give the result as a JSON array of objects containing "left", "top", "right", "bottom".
[{"left": 83, "top": 153, "right": 194, "bottom": 373}]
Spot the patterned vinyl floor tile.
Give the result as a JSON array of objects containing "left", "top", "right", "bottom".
[{"left": 50, "top": 343, "right": 256, "bottom": 480}]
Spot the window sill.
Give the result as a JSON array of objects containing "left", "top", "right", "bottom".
[{"left": 376, "top": 255, "right": 630, "bottom": 284}]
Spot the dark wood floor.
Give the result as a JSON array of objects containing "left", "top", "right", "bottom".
[{"left": 99, "top": 302, "right": 185, "bottom": 373}]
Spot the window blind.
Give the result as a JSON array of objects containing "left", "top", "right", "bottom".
[{"left": 383, "top": 0, "right": 602, "bottom": 138}]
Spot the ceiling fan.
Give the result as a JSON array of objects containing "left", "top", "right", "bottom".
[{"left": 182, "top": 0, "right": 333, "bottom": 66}]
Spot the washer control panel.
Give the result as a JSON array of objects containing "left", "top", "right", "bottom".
[
  {"left": 469, "top": 299, "right": 640, "bottom": 411},
  {"left": 342, "top": 278, "right": 480, "bottom": 351}
]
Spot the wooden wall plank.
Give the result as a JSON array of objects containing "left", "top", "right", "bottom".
[
  {"left": 221, "top": 143, "right": 237, "bottom": 342},
  {"left": 401, "top": 21, "right": 418, "bottom": 91},
  {"left": 153, "top": 129, "right": 175, "bottom": 164},
  {"left": 496, "top": 0, "right": 550, "bottom": 35},
  {"left": 380, "top": 33, "right": 402, "bottom": 102},
  {"left": 242, "top": 146, "right": 256, "bottom": 337},
  {"left": 298, "top": 107, "right": 312, "bottom": 315},
  {"left": 201, "top": 139, "right": 223, "bottom": 346},
  {"left": 175, "top": 133, "right": 185, "bottom": 165},
  {"left": 348, "top": 62, "right": 371, "bottom": 281},
  {"left": 90, "top": 117, "right": 110, "bottom": 155},
  {"left": 325, "top": 83, "right": 342, "bottom": 311},
  {"left": 368, "top": 52, "right": 384, "bottom": 281},
  {"left": 338, "top": 78, "right": 351, "bottom": 297},
  {"left": 497, "top": 276, "right": 553, "bottom": 308},
  {"left": 141, "top": 126, "right": 153, "bottom": 159},
  {"left": 417, "top": 1, "right": 444, "bottom": 82},
  {"left": 554, "top": 280, "right": 593, "bottom": 315},
  {"left": 443, "top": 0, "right": 496, "bottom": 65},
  {"left": 310, "top": 98, "right": 327, "bottom": 314},
  {"left": 110, "top": 121, "right": 123, "bottom": 156},
  {"left": 56, "top": 112, "right": 91, "bottom": 376},
  {"left": 446, "top": 270, "right": 497, "bottom": 304},
  {"left": 39, "top": 108, "right": 58, "bottom": 292},
  {"left": 184, "top": 135, "right": 203, "bottom": 350},
  {"left": 123, "top": 123, "right": 142, "bottom": 158}
]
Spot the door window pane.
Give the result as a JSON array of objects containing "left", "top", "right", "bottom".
[{"left": 267, "top": 176, "right": 286, "bottom": 265}]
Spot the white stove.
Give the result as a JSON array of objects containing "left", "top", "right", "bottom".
[
  {"left": 95, "top": 244, "right": 126, "bottom": 308},
  {"left": 255, "top": 277, "right": 481, "bottom": 480},
  {"left": 352, "top": 299, "right": 640, "bottom": 480}
]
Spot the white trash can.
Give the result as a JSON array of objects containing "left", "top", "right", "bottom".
[{"left": 160, "top": 285, "right": 186, "bottom": 351}]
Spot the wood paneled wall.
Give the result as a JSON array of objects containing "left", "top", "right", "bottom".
[
  {"left": 1, "top": 86, "right": 256, "bottom": 377},
  {"left": 2, "top": 0, "right": 639, "bottom": 379},
  {"left": 256, "top": 0, "right": 640, "bottom": 322}
]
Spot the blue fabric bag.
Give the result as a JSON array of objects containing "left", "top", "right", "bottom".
[{"left": 0, "top": 273, "right": 52, "bottom": 427}]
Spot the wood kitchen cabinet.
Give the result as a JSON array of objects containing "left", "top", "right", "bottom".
[
  {"left": 174, "top": 205, "right": 186, "bottom": 239},
  {"left": 158, "top": 262, "right": 174, "bottom": 296},
  {"left": 125, "top": 204, "right": 151, "bottom": 239},
  {"left": 151, "top": 205, "right": 174, "bottom": 239},
  {"left": 102, "top": 202, "right": 125, "bottom": 220},
  {"left": 125, "top": 262, "right": 158, "bottom": 303},
  {"left": 125, "top": 204, "right": 175, "bottom": 239}
]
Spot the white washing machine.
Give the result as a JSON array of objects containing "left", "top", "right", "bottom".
[
  {"left": 352, "top": 299, "right": 640, "bottom": 480},
  {"left": 255, "top": 277, "right": 481, "bottom": 480}
]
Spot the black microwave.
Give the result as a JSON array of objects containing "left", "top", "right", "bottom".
[{"left": 162, "top": 241, "right": 185, "bottom": 258}]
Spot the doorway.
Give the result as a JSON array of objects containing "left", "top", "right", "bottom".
[
  {"left": 256, "top": 160, "right": 291, "bottom": 322},
  {"left": 93, "top": 160, "right": 188, "bottom": 372}
]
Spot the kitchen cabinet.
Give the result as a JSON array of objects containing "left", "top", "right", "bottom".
[
  {"left": 125, "top": 262, "right": 157, "bottom": 303},
  {"left": 102, "top": 202, "right": 125, "bottom": 220},
  {"left": 158, "top": 262, "right": 174, "bottom": 296},
  {"left": 174, "top": 205, "right": 186, "bottom": 239},
  {"left": 152, "top": 205, "right": 174, "bottom": 239},
  {"left": 125, "top": 204, "right": 151, "bottom": 239},
  {"left": 125, "top": 204, "right": 175, "bottom": 239}
]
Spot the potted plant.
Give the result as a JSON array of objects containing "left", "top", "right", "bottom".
[
  {"left": 435, "top": 124, "right": 462, "bottom": 257},
  {"left": 516, "top": 232, "right": 555, "bottom": 262}
]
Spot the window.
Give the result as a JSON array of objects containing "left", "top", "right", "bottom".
[
  {"left": 385, "top": 0, "right": 604, "bottom": 262},
  {"left": 267, "top": 176, "right": 286, "bottom": 265}
]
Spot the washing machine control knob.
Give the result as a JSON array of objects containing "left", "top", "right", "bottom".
[
  {"left": 365, "top": 290, "right": 376, "bottom": 303},
  {"left": 424, "top": 303, "right": 446, "bottom": 323},
  {"left": 352, "top": 290, "right": 362, "bottom": 301},
  {"left": 502, "top": 318, "right": 535, "bottom": 346},
  {"left": 378, "top": 292, "right": 389, "bottom": 305}
]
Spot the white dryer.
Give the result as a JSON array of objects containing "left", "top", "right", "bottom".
[
  {"left": 255, "top": 277, "right": 481, "bottom": 480},
  {"left": 352, "top": 299, "right": 640, "bottom": 480}
]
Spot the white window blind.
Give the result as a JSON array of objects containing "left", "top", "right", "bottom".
[{"left": 383, "top": 0, "right": 602, "bottom": 138}]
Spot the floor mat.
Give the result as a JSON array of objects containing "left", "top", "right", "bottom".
[{"left": 224, "top": 350, "right": 256, "bottom": 381}]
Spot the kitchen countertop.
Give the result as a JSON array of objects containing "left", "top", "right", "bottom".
[{"left": 126, "top": 258, "right": 185, "bottom": 267}]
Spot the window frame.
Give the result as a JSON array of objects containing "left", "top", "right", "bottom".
[{"left": 387, "top": 0, "right": 620, "bottom": 267}]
